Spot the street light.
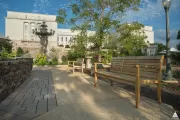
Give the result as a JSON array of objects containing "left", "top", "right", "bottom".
[{"left": 162, "top": 0, "right": 173, "bottom": 80}]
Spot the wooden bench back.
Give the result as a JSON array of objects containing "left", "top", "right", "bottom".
[
  {"left": 76, "top": 58, "right": 84, "bottom": 63},
  {"left": 110, "top": 56, "right": 164, "bottom": 80}
]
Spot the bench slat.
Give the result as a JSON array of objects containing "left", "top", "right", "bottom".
[{"left": 96, "top": 71, "right": 158, "bottom": 84}]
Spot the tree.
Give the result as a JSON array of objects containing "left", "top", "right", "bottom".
[
  {"left": 56, "top": 0, "right": 141, "bottom": 51},
  {"left": 67, "top": 33, "right": 88, "bottom": 60},
  {"left": 0, "top": 39, "right": 12, "bottom": 53},
  {"left": 115, "top": 22, "right": 147, "bottom": 56},
  {"left": 154, "top": 42, "right": 166, "bottom": 55},
  {"left": 173, "top": 43, "right": 180, "bottom": 64},
  {"left": 16, "top": 47, "right": 24, "bottom": 57},
  {"left": 177, "top": 30, "right": 180, "bottom": 39}
]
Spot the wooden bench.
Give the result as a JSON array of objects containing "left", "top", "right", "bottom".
[
  {"left": 94, "top": 56, "right": 164, "bottom": 108},
  {"left": 68, "top": 58, "right": 85, "bottom": 73}
]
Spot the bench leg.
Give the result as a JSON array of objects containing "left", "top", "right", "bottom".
[
  {"left": 110, "top": 80, "right": 113, "bottom": 86},
  {"left": 135, "top": 80, "right": 140, "bottom": 108},
  {"left": 157, "top": 82, "right": 161, "bottom": 103},
  {"left": 81, "top": 66, "right": 84, "bottom": 74},
  {"left": 94, "top": 73, "right": 97, "bottom": 87},
  {"left": 73, "top": 67, "right": 74, "bottom": 73},
  {"left": 135, "top": 72, "right": 140, "bottom": 108}
]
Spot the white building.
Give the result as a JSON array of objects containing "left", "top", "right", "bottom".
[
  {"left": 5, "top": 11, "right": 154, "bottom": 53},
  {"left": 143, "top": 26, "right": 154, "bottom": 44}
]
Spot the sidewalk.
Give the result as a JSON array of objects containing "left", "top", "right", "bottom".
[{"left": 34, "top": 66, "right": 175, "bottom": 120}]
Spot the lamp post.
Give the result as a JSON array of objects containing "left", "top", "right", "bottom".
[
  {"left": 33, "top": 21, "right": 55, "bottom": 54},
  {"left": 162, "top": 0, "right": 173, "bottom": 80}
]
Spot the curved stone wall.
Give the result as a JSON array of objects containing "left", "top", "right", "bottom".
[{"left": 0, "top": 58, "right": 33, "bottom": 102}]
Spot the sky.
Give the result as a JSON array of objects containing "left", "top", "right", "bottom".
[{"left": 0, "top": 0, "right": 180, "bottom": 47}]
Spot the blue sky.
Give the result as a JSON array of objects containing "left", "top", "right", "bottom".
[{"left": 0, "top": 0, "right": 180, "bottom": 47}]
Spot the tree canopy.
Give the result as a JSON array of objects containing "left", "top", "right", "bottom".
[
  {"left": 0, "top": 39, "right": 12, "bottom": 53},
  {"left": 177, "top": 30, "right": 180, "bottom": 39},
  {"left": 154, "top": 42, "right": 166, "bottom": 55},
  {"left": 56, "top": 0, "right": 141, "bottom": 50},
  {"left": 109, "top": 22, "right": 147, "bottom": 56}
]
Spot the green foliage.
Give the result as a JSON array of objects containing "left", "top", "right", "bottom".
[
  {"left": 51, "top": 57, "right": 58, "bottom": 65},
  {"left": 0, "top": 47, "right": 16, "bottom": 59},
  {"left": 154, "top": 42, "right": 166, "bottom": 55},
  {"left": 115, "top": 22, "right": 147, "bottom": 56},
  {"left": 172, "top": 43, "right": 180, "bottom": 65},
  {"left": 56, "top": 0, "right": 141, "bottom": 51},
  {"left": 173, "top": 70, "right": 180, "bottom": 79},
  {"left": 7, "top": 51, "right": 16, "bottom": 58},
  {"left": 34, "top": 54, "right": 48, "bottom": 65},
  {"left": 177, "top": 30, "right": 180, "bottom": 39},
  {"left": 67, "top": 50, "right": 85, "bottom": 61},
  {"left": 0, "top": 39, "right": 12, "bottom": 53},
  {"left": 102, "top": 54, "right": 112, "bottom": 64},
  {"left": 24, "top": 50, "right": 29, "bottom": 54},
  {"left": 61, "top": 55, "right": 68, "bottom": 65},
  {"left": 16, "top": 47, "right": 24, "bottom": 57}
]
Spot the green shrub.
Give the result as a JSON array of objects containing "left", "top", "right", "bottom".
[
  {"left": 16, "top": 47, "right": 24, "bottom": 57},
  {"left": 0, "top": 39, "right": 12, "bottom": 53},
  {"left": 51, "top": 57, "right": 58, "bottom": 65},
  {"left": 34, "top": 54, "right": 47, "bottom": 65},
  {"left": 61, "top": 55, "right": 68, "bottom": 65},
  {"left": 0, "top": 47, "right": 16, "bottom": 59},
  {"left": 7, "top": 51, "right": 16, "bottom": 58},
  {"left": 0, "top": 47, "right": 9, "bottom": 58},
  {"left": 102, "top": 54, "right": 112, "bottom": 64},
  {"left": 173, "top": 70, "right": 180, "bottom": 79},
  {"left": 67, "top": 50, "right": 85, "bottom": 61}
]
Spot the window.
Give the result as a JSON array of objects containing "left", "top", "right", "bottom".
[
  {"left": 37, "top": 23, "right": 41, "bottom": 31},
  {"left": 31, "top": 23, "right": 35, "bottom": 41},
  {"left": 61, "top": 37, "right": 63, "bottom": 41},
  {"left": 66, "top": 37, "right": 68, "bottom": 44},
  {"left": 57, "top": 36, "right": 59, "bottom": 41},
  {"left": 24, "top": 22, "right": 28, "bottom": 40}
]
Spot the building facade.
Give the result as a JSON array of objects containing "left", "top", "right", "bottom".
[{"left": 5, "top": 11, "right": 155, "bottom": 53}]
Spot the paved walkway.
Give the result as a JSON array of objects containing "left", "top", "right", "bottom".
[
  {"left": 0, "top": 70, "right": 57, "bottom": 120},
  {"left": 0, "top": 66, "right": 176, "bottom": 120},
  {"left": 35, "top": 66, "right": 175, "bottom": 120}
]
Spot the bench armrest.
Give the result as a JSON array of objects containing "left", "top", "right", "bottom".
[
  {"left": 94, "top": 63, "right": 105, "bottom": 72},
  {"left": 94, "top": 62, "right": 103, "bottom": 65}
]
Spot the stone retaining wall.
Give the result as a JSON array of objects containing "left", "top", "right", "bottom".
[{"left": 0, "top": 58, "right": 33, "bottom": 102}]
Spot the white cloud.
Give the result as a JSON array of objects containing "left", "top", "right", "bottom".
[
  {"left": 121, "top": 0, "right": 180, "bottom": 23},
  {"left": 32, "top": 0, "right": 52, "bottom": 13}
]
